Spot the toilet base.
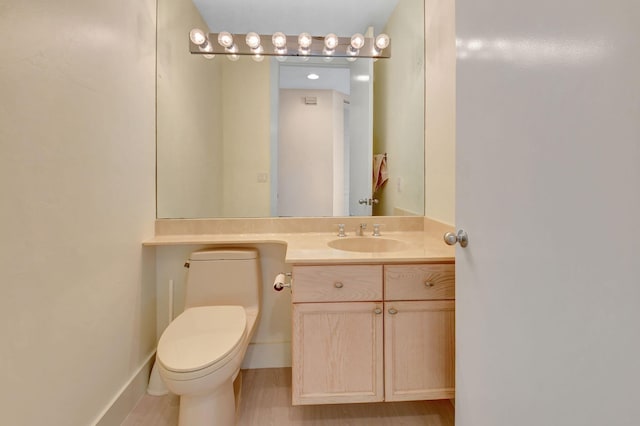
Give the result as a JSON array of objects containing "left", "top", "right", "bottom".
[{"left": 178, "top": 377, "right": 235, "bottom": 426}]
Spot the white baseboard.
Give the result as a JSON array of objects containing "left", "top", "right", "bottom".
[
  {"left": 93, "top": 351, "right": 155, "bottom": 426},
  {"left": 242, "top": 341, "right": 291, "bottom": 369}
]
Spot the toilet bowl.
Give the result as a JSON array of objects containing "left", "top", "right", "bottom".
[{"left": 156, "top": 248, "right": 261, "bottom": 426}]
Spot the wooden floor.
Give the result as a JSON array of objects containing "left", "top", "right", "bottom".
[{"left": 122, "top": 368, "right": 455, "bottom": 426}]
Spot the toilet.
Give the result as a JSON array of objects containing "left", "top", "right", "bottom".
[{"left": 156, "top": 248, "right": 261, "bottom": 426}]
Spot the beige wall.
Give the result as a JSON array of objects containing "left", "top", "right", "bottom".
[
  {"left": 157, "top": 0, "right": 224, "bottom": 218},
  {"left": 424, "top": 0, "right": 456, "bottom": 225},
  {"left": 0, "top": 0, "right": 157, "bottom": 424},
  {"left": 221, "top": 59, "right": 271, "bottom": 217},
  {"left": 156, "top": 0, "right": 271, "bottom": 219},
  {"left": 373, "top": 0, "right": 426, "bottom": 216}
]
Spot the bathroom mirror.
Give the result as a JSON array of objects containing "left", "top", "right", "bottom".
[{"left": 157, "top": 0, "right": 425, "bottom": 218}]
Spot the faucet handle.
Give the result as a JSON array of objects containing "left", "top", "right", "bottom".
[
  {"left": 372, "top": 224, "right": 382, "bottom": 237},
  {"left": 337, "top": 223, "right": 346, "bottom": 237}
]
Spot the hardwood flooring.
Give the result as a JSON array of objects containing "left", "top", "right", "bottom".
[{"left": 121, "top": 368, "right": 455, "bottom": 426}]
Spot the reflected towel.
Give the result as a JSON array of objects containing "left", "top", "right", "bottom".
[{"left": 373, "top": 154, "right": 388, "bottom": 192}]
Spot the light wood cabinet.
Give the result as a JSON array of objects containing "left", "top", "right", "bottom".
[
  {"left": 291, "top": 262, "right": 455, "bottom": 406},
  {"left": 384, "top": 300, "right": 455, "bottom": 401},
  {"left": 292, "top": 301, "right": 384, "bottom": 405}
]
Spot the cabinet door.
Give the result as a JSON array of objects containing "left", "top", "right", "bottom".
[
  {"left": 384, "top": 300, "right": 455, "bottom": 401},
  {"left": 292, "top": 302, "right": 384, "bottom": 405}
]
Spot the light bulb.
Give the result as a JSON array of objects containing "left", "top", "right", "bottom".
[
  {"left": 375, "top": 34, "right": 390, "bottom": 50},
  {"left": 350, "top": 33, "right": 365, "bottom": 50},
  {"left": 245, "top": 32, "right": 261, "bottom": 49},
  {"left": 227, "top": 53, "right": 239, "bottom": 62},
  {"left": 252, "top": 54, "right": 264, "bottom": 62},
  {"left": 199, "top": 41, "right": 213, "bottom": 53},
  {"left": 298, "top": 33, "right": 312, "bottom": 49},
  {"left": 189, "top": 28, "right": 207, "bottom": 46},
  {"left": 324, "top": 33, "right": 339, "bottom": 50},
  {"left": 272, "top": 32, "right": 287, "bottom": 49},
  {"left": 203, "top": 54, "right": 215, "bottom": 59},
  {"left": 218, "top": 31, "right": 234, "bottom": 48}
]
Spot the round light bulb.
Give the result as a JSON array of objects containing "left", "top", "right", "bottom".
[
  {"left": 375, "top": 34, "right": 390, "bottom": 50},
  {"left": 227, "top": 53, "right": 239, "bottom": 62},
  {"left": 203, "top": 54, "right": 215, "bottom": 59},
  {"left": 245, "top": 32, "right": 261, "bottom": 49},
  {"left": 298, "top": 32, "right": 312, "bottom": 49},
  {"left": 272, "top": 32, "right": 287, "bottom": 49},
  {"left": 189, "top": 28, "right": 207, "bottom": 46},
  {"left": 324, "top": 33, "right": 339, "bottom": 50},
  {"left": 350, "top": 33, "right": 365, "bottom": 50},
  {"left": 252, "top": 54, "right": 265, "bottom": 62},
  {"left": 218, "top": 31, "right": 234, "bottom": 48}
]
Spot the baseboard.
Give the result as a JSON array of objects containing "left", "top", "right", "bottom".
[
  {"left": 242, "top": 341, "right": 291, "bottom": 369},
  {"left": 92, "top": 351, "right": 156, "bottom": 426}
]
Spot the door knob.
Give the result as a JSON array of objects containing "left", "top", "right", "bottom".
[{"left": 444, "top": 229, "right": 469, "bottom": 248}]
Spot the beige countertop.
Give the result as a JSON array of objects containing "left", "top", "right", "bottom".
[{"left": 143, "top": 230, "right": 454, "bottom": 264}]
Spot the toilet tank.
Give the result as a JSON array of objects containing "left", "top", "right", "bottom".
[{"left": 184, "top": 248, "right": 261, "bottom": 310}]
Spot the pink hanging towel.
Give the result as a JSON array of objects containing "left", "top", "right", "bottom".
[{"left": 373, "top": 154, "right": 388, "bottom": 192}]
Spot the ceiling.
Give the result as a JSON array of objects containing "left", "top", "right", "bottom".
[{"left": 192, "top": 0, "right": 398, "bottom": 36}]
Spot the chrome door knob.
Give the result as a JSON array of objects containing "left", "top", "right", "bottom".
[{"left": 444, "top": 229, "right": 469, "bottom": 248}]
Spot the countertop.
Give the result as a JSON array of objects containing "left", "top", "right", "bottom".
[{"left": 143, "top": 230, "right": 455, "bottom": 264}]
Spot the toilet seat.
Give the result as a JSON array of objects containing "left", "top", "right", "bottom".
[{"left": 157, "top": 306, "right": 247, "bottom": 379}]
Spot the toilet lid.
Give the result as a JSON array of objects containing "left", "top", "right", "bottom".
[{"left": 158, "top": 306, "right": 247, "bottom": 373}]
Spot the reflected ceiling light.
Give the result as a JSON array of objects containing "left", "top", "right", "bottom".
[
  {"left": 272, "top": 32, "right": 288, "bottom": 55},
  {"left": 189, "top": 28, "right": 207, "bottom": 46},
  {"left": 351, "top": 33, "right": 365, "bottom": 50},
  {"left": 307, "top": 73, "right": 320, "bottom": 80},
  {"left": 298, "top": 32, "right": 312, "bottom": 55},
  {"left": 218, "top": 31, "right": 234, "bottom": 49},
  {"left": 374, "top": 33, "right": 390, "bottom": 55},
  {"left": 324, "top": 33, "right": 339, "bottom": 54},
  {"left": 245, "top": 32, "right": 261, "bottom": 50},
  {"left": 190, "top": 28, "right": 215, "bottom": 58},
  {"left": 355, "top": 75, "right": 370, "bottom": 82}
]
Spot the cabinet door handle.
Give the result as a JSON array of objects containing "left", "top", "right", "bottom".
[
  {"left": 374, "top": 307, "right": 382, "bottom": 315},
  {"left": 388, "top": 307, "right": 398, "bottom": 315},
  {"left": 334, "top": 282, "right": 344, "bottom": 289},
  {"left": 424, "top": 281, "right": 435, "bottom": 287}
]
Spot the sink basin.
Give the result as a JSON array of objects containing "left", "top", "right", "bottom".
[{"left": 327, "top": 237, "right": 410, "bottom": 253}]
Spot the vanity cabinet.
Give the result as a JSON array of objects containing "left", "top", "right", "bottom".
[
  {"left": 291, "top": 265, "right": 384, "bottom": 405},
  {"left": 383, "top": 264, "right": 455, "bottom": 401},
  {"left": 291, "top": 262, "right": 455, "bottom": 406}
]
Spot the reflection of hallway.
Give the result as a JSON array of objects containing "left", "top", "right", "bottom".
[{"left": 122, "top": 368, "right": 455, "bottom": 425}]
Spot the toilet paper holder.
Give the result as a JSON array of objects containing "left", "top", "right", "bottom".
[{"left": 273, "top": 272, "right": 292, "bottom": 292}]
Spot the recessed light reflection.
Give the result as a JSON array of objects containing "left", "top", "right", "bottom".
[{"left": 307, "top": 73, "right": 320, "bottom": 80}]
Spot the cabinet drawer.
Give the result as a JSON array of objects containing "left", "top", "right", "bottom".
[
  {"left": 293, "top": 265, "right": 383, "bottom": 303},
  {"left": 384, "top": 264, "right": 455, "bottom": 301}
]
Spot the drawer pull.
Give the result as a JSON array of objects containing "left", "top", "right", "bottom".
[
  {"left": 388, "top": 307, "right": 398, "bottom": 315},
  {"left": 374, "top": 307, "right": 382, "bottom": 315},
  {"left": 334, "top": 282, "right": 344, "bottom": 289},
  {"left": 424, "top": 281, "right": 435, "bottom": 288}
]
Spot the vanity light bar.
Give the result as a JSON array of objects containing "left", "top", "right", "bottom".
[{"left": 189, "top": 30, "right": 391, "bottom": 59}]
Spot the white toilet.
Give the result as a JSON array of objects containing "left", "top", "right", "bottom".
[{"left": 157, "top": 248, "right": 261, "bottom": 426}]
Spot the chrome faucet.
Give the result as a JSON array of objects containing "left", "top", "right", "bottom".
[
  {"left": 337, "top": 224, "right": 346, "bottom": 237},
  {"left": 356, "top": 223, "right": 367, "bottom": 236}
]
